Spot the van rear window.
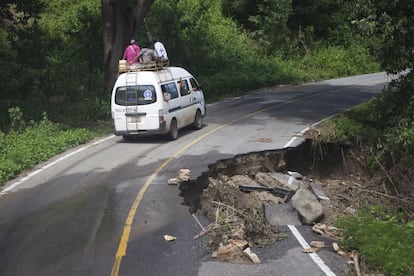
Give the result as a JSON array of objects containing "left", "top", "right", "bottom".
[{"left": 115, "top": 85, "right": 156, "bottom": 106}]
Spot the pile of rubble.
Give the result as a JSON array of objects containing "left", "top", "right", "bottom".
[{"left": 168, "top": 168, "right": 339, "bottom": 264}]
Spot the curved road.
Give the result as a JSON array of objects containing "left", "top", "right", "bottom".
[{"left": 0, "top": 72, "right": 390, "bottom": 276}]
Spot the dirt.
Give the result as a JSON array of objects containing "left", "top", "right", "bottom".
[{"left": 179, "top": 125, "right": 414, "bottom": 270}]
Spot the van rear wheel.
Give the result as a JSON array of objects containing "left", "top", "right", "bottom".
[
  {"left": 169, "top": 119, "right": 178, "bottom": 140},
  {"left": 193, "top": 110, "right": 203, "bottom": 130},
  {"left": 123, "top": 135, "right": 134, "bottom": 141}
]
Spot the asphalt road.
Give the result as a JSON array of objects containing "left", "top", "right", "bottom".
[{"left": 0, "top": 72, "right": 391, "bottom": 276}]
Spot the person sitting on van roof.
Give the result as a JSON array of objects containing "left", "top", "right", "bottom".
[
  {"left": 123, "top": 39, "right": 141, "bottom": 65},
  {"left": 139, "top": 46, "right": 155, "bottom": 64},
  {"left": 152, "top": 37, "right": 168, "bottom": 62}
]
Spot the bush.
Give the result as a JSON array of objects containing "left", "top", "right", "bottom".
[
  {"left": 0, "top": 112, "right": 94, "bottom": 185},
  {"left": 335, "top": 206, "right": 414, "bottom": 276},
  {"left": 298, "top": 45, "right": 379, "bottom": 80}
]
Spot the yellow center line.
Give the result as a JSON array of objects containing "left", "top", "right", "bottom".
[{"left": 110, "top": 83, "right": 376, "bottom": 275}]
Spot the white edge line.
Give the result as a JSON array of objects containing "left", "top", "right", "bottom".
[
  {"left": 1, "top": 135, "right": 115, "bottom": 195},
  {"left": 284, "top": 127, "right": 310, "bottom": 148},
  {"left": 283, "top": 115, "right": 339, "bottom": 148},
  {"left": 285, "top": 123, "right": 337, "bottom": 276},
  {"left": 288, "top": 225, "right": 336, "bottom": 276}
]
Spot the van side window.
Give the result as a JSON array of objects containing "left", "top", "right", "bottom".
[
  {"left": 177, "top": 79, "right": 190, "bottom": 96},
  {"left": 189, "top": 78, "right": 201, "bottom": 91},
  {"left": 115, "top": 85, "right": 156, "bottom": 106},
  {"left": 161, "top": 82, "right": 179, "bottom": 100}
]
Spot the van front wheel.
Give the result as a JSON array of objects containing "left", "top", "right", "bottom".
[
  {"left": 193, "top": 110, "right": 203, "bottom": 130},
  {"left": 169, "top": 119, "right": 178, "bottom": 140}
]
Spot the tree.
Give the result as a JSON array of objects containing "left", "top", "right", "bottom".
[
  {"left": 376, "top": 0, "right": 414, "bottom": 73},
  {"left": 101, "top": 0, "right": 155, "bottom": 94}
]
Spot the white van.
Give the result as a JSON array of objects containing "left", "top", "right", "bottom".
[{"left": 111, "top": 66, "right": 206, "bottom": 140}]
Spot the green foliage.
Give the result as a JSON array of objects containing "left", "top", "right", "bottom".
[
  {"left": 8, "top": 107, "right": 26, "bottom": 132},
  {"left": 248, "top": 0, "right": 293, "bottom": 54},
  {"left": 318, "top": 72, "right": 414, "bottom": 166},
  {"left": 361, "top": 72, "right": 414, "bottom": 164},
  {"left": 1, "top": 0, "right": 382, "bottom": 131},
  {"left": 322, "top": 102, "right": 383, "bottom": 144},
  {"left": 376, "top": 0, "right": 414, "bottom": 73},
  {"left": 0, "top": 110, "right": 94, "bottom": 185},
  {"left": 144, "top": 0, "right": 377, "bottom": 101},
  {"left": 298, "top": 45, "right": 379, "bottom": 80},
  {"left": 0, "top": 0, "right": 105, "bottom": 131},
  {"left": 335, "top": 206, "right": 414, "bottom": 276}
]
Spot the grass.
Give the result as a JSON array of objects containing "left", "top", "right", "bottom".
[
  {"left": 0, "top": 111, "right": 111, "bottom": 186},
  {"left": 335, "top": 206, "right": 414, "bottom": 276}
]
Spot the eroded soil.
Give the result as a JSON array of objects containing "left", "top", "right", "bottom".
[{"left": 179, "top": 128, "right": 413, "bottom": 269}]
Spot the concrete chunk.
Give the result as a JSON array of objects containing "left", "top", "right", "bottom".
[{"left": 290, "top": 188, "right": 324, "bottom": 225}]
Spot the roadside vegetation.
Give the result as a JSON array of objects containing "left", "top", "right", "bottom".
[
  {"left": 336, "top": 206, "right": 414, "bottom": 276},
  {"left": 317, "top": 72, "right": 414, "bottom": 275},
  {"left": 1, "top": 0, "right": 413, "bottom": 274},
  {"left": 0, "top": 107, "right": 108, "bottom": 184}
]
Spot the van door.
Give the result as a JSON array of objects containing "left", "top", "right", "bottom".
[
  {"left": 161, "top": 82, "right": 183, "bottom": 127},
  {"left": 177, "top": 78, "right": 196, "bottom": 126},
  {"left": 114, "top": 84, "right": 158, "bottom": 133},
  {"left": 189, "top": 77, "right": 205, "bottom": 115}
]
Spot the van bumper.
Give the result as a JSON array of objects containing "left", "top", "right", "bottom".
[{"left": 114, "top": 122, "right": 167, "bottom": 137}]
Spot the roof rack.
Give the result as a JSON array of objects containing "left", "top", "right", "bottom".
[{"left": 118, "top": 60, "right": 170, "bottom": 74}]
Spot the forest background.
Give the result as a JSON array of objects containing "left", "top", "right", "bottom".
[{"left": 1, "top": 0, "right": 390, "bottom": 129}]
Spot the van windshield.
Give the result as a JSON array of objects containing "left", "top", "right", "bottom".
[{"left": 115, "top": 85, "right": 156, "bottom": 106}]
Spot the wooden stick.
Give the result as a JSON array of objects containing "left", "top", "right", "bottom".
[
  {"left": 340, "top": 181, "right": 410, "bottom": 203},
  {"left": 212, "top": 201, "right": 245, "bottom": 215},
  {"left": 193, "top": 223, "right": 214, "bottom": 239},
  {"left": 372, "top": 151, "right": 400, "bottom": 196},
  {"left": 192, "top": 213, "right": 206, "bottom": 232},
  {"left": 353, "top": 251, "right": 362, "bottom": 276}
]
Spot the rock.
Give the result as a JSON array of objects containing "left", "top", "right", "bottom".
[
  {"left": 163, "top": 234, "right": 177, "bottom": 241},
  {"left": 255, "top": 172, "right": 281, "bottom": 188},
  {"left": 287, "top": 171, "right": 304, "bottom": 180},
  {"left": 228, "top": 239, "right": 248, "bottom": 250},
  {"left": 270, "top": 172, "right": 300, "bottom": 190},
  {"left": 243, "top": 247, "right": 261, "bottom": 264},
  {"left": 312, "top": 223, "right": 340, "bottom": 239},
  {"left": 167, "top": 178, "right": 179, "bottom": 185},
  {"left": 303, "top": 247, "right": 319, "bottom": 253},
  {"left": 310, "top": 241, "right": 326, "bottom": 248},
  {"left": 332, "top": 242, "right": 340, "bottom": 252},
  {"left": 178, "top": 168, "right": 191, "bottom": 182},
  {"left": 332, "top": 242, "right": 349, "bottom": 257},
  {"left": 290, "top": 188, "right": 324, "bottom": 225},
  {"left": 212, "top": 243, "right": 243, "bottom": 261},
  {"left": 308, "top": 179, "right": 330, "bottom": 201}
]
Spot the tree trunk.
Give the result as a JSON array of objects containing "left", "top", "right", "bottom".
[{"left": 101, "top": 0, "right": 155, "bottom": 95}]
